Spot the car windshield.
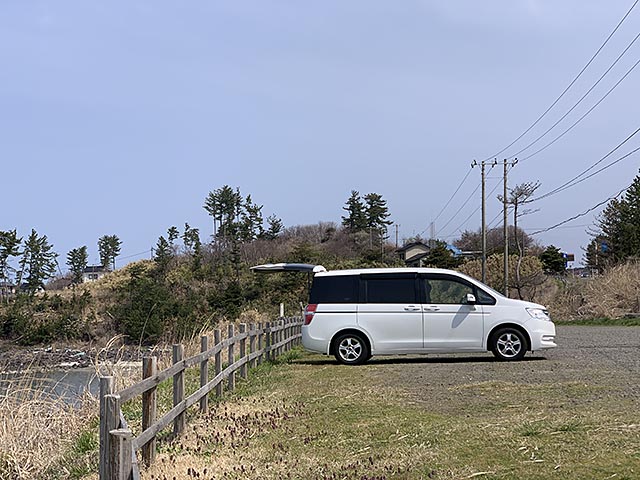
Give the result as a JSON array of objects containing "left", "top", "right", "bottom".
[{"left": 454, "top": 271, "right": 504, "bottom": 298}]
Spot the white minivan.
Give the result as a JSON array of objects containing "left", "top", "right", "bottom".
[{"left": 300, "top": 267, "right": 557, "bottom": 365}]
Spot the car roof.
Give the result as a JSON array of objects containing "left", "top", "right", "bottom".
[{"left": 314, "top": 267, "right": 464, "bottom": 277}]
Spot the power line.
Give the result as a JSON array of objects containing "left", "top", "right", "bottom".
[
  {"left": 535, "top": 146, "right": 640, "bottom": 201},
  {"left": 480, "top": 0, "right": 639, "bottom": 162},
  {"left": 530, "top": 185, "right": 629, "bottom": 236},
  {"left": 436, "top": 182, "right": 481, "bottom": 236},
  {"left": 441, "top": 173, "right": 510, "bottom": 238},
  {"left": 416, "top": 167, "right": 474, "bottom": 239},
  {"left": 117, "top": 250, "right": 151, "bottom": 261},
  {"left": 519, "top": 55, "right": 640, "bottom": 162},
  {"left": 531, "top": 127, "right": 640, "bottom": 201},
  {"left": 431, "top": 168, "right": 473, "bottom": 224}
]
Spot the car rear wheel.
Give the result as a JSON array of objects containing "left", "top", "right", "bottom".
[
  {"left": 334, "top": 333, "right": 369, "bottom": 365},
  {"left": 490, "top": 328, "right": 527, "bottom": 361}
]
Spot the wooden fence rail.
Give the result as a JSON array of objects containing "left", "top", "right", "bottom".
[{"left": 99, "top": 317, "right": 303, "bottom": 480}]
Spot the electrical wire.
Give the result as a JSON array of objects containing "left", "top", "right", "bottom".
[
  {"left": 519, "top": 55, "right": 640, "bottom": 162},
  {"left": 439, "top": 163, "right": 516, "bottom": 239},
  {"left": 431, "top": 168, "right": 473, "bottom": 224},
  {"left": 117, "top": 250, "right": 151, "bottom": 261},
  {"left": 416, "top": 168, "right": 474, "bottom": 238},
  {"left": 531, "top": 127, "right": 640, "bottom": 201},
  {"left": 480, "top": 0, "right": 639, "bottom": 162},
  {"left": 530, "top": 185, "right": 629, "bottom": 235},
  {"left": 436, "top": 182, "right": 481, "bottom": 235}
]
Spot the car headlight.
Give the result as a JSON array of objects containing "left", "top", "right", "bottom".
[{"left": 526, "top": 307, "right": 551, "bottom": 321}]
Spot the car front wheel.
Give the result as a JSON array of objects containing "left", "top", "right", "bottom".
[
  {"left": 490, "top": 328, "right": 527, "bottom": 361},
  {"left": 333, "top": 333, "right": 369, "bottom": 365}
]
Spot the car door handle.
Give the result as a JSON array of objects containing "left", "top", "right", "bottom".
[
  {"left": 423, "top": 306, "right": 441, "bottom": 311},
  {"left": 403, "top": 305, "right": 421, "bottom": 311}
]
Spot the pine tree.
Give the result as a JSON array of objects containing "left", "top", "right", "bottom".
[
  {"left": 364, "top": 193, "right": 392, "bottom": 230},
  {"left": 583, "top": 235, "right": 609, "bottom": 273},
  {"left": 182, "top": 223, "right": 201, "bottom": 256},
  {"left": 591, "top": 172, "right": 640, "bottom": 265},
  {"left": 98, "top": 234, "right": 122, "bottom": 270},
  {"left": 0, "top": 229, "right": 22, "bottom": 293},
  {"left": 424, "top": 241, "right": 461, "bottom": 269},
  {"left": 154, "top": 236, "right": 172, "bottom": 271},
  {"left": 262, "top": 215, "right": 284, "bottom": 240},
  {"left": 204, "top": 186, "right": 270, "bottom": 243},
  {"left": 341, "top": 190, "right": 367, "bottom": 232},
  {"left": 240, "top": 195, "right": 264, "bottom": 241},
  {"left": 67, "top": 246, "right": 88, "bottom": 285},
  {"left": 539, "top": 245, "right": 565, "bottom": 274},
  {"left": 18, "top": 229, "right": 58, "bottom": 292}
]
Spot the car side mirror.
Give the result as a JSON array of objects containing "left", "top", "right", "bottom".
[{"left": 466, "top": 293, "right": 477, "bottom": 305}]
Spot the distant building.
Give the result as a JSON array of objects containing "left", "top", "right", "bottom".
[
  {"left": 397, "top": 241, "right": 470, "bottom": 267},
  {"left": 396, "top": 241, "right": 432, "bottom": 267},
  {"left": 82, "top": 265, "right": 109, "bottom": 283}
]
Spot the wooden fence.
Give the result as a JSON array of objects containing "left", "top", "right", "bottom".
[{"left": 99, "top": 317, "right": 303, "bottom": 480}]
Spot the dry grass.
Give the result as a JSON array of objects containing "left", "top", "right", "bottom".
[
  {"left": 549, "top": 262, "right": 640, "bottom": 320},
  {"left": 139, "top": 348, "right": 640, "bottom": 480},
  {"left": 0, "top": 372, "right": 97, "bottom": 479}
]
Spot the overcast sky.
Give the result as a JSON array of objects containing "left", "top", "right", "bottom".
[{"left": 1, "top": 1, "right": 638, "bottom": 269}]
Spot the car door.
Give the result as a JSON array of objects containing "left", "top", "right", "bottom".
[
  {"left": 357, "top": 273, "right": 423, "bottom": 352},
  {"left": 421, "top": 273, "right": 484, "bottom": 350}
]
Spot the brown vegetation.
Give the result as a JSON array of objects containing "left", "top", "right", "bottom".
[
  {"left": 0, "top": 374, "right": 97, "bottom": 478},
  {"left": 548, "top": 261, "right": 640, "bottom": 320}
]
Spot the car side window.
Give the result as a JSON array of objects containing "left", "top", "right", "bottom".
[
  {"left": 363, "top": 276, "right": 417, "bottom": 303},
  {"left": 424, "top": 277, "right": 474, "bottom": 305},
  {"left": 475, "top": 288, "right": 496, "bottom": 305}
]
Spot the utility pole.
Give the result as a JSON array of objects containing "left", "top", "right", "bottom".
[
  {"left": 394, "top": 224, "right": 400, "bottom": 249},
  {"left": 501, "top": 158, "right": 518, "bottom": 296},
  {"left": 472, "top": 159, "right": 496, "bottom": 284}
]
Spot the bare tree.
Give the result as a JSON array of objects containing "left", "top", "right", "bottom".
[{"left": 499, "top": 181, "right": 541, "bottom": 299}]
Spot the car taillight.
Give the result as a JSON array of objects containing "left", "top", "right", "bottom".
[{"left": 304, "top": 304, "right": 317, "bottom": 325}]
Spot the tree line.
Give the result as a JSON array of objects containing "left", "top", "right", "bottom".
[
  {"left": 4, "top": 172, "right": 639, "bottom": 345},
  {"left": 0, "top": 231, "right": 122, "bottom": 295},
  {"left": 584, "top": 173, "right": 640, "bottom": 272}
]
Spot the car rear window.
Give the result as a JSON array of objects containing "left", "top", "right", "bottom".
[{"left": 309, "top": 275, "right": 359, "bottom": 304}]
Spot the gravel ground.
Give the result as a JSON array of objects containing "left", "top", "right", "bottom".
[{"left": 369, "top": 326, "right": 640, "bottom": 412}]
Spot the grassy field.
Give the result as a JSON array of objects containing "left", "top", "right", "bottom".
[{"left": 142, "top": 345, "right": 640, "bottom": 480}]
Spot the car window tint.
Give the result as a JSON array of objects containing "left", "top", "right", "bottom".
[
  {"left": 310, "top": 276, "right": 358, "bottom": 303},
  {"left": 365, "top": 277, "right": 416, "bottom": 303},
  {"left": 476, "top": 288, "right": 496, "bottom": 305},
  {"left": 425, "top": 278, "right": 474, "bottom": 304}
]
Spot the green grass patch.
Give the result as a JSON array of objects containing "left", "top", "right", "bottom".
[{"left": 140, "top": 351, "right": 640, "bottom": 480}]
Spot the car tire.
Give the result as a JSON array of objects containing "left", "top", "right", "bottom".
[
  {"left": 490, "top": 327, "right": 527, "bottom": 361},
  {"left": 333, "top": 333, "right": 369, "bottom": 365}
]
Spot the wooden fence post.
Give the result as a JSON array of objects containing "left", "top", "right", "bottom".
[
  {"left": 173, "top": 344, "right": 185, "bottom": 437},
  {"left": 228, "top": 324, "right": 235, "bottom": 391},
  {"left": 265, "top": 321, "right": 271, "bottom": 362},
  {"left": 104, "top": 393, "right": 121, "bottom": 480},
  {"left": 257, "top": 322, "right": 264, "bottom": 365},
  {"left": 277, "top": 320, "right": 283, "bottom": 357},
  {"left": 213, "top": 329, "right": 222, "bottom": 398},
  {"left": 99, "top": 377, "right": 115, "bottom": 480},
  {"left": 141, "top": 357, "right": 157, "bottom": 467},
  {"left": 239, "top": 323, "right": 247, "bottom": 379},
  {"left": 109, "top": 428, "right": 133, "bottom": 480},
  {"left": 200, "top": 335, "right": 209, "bottom": 413},
  {"left": 249, "top": 323, "right": 256, "bottom": 369},
  {"left": 285, "top": 318, "right": 291, "bottom": 352}
]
